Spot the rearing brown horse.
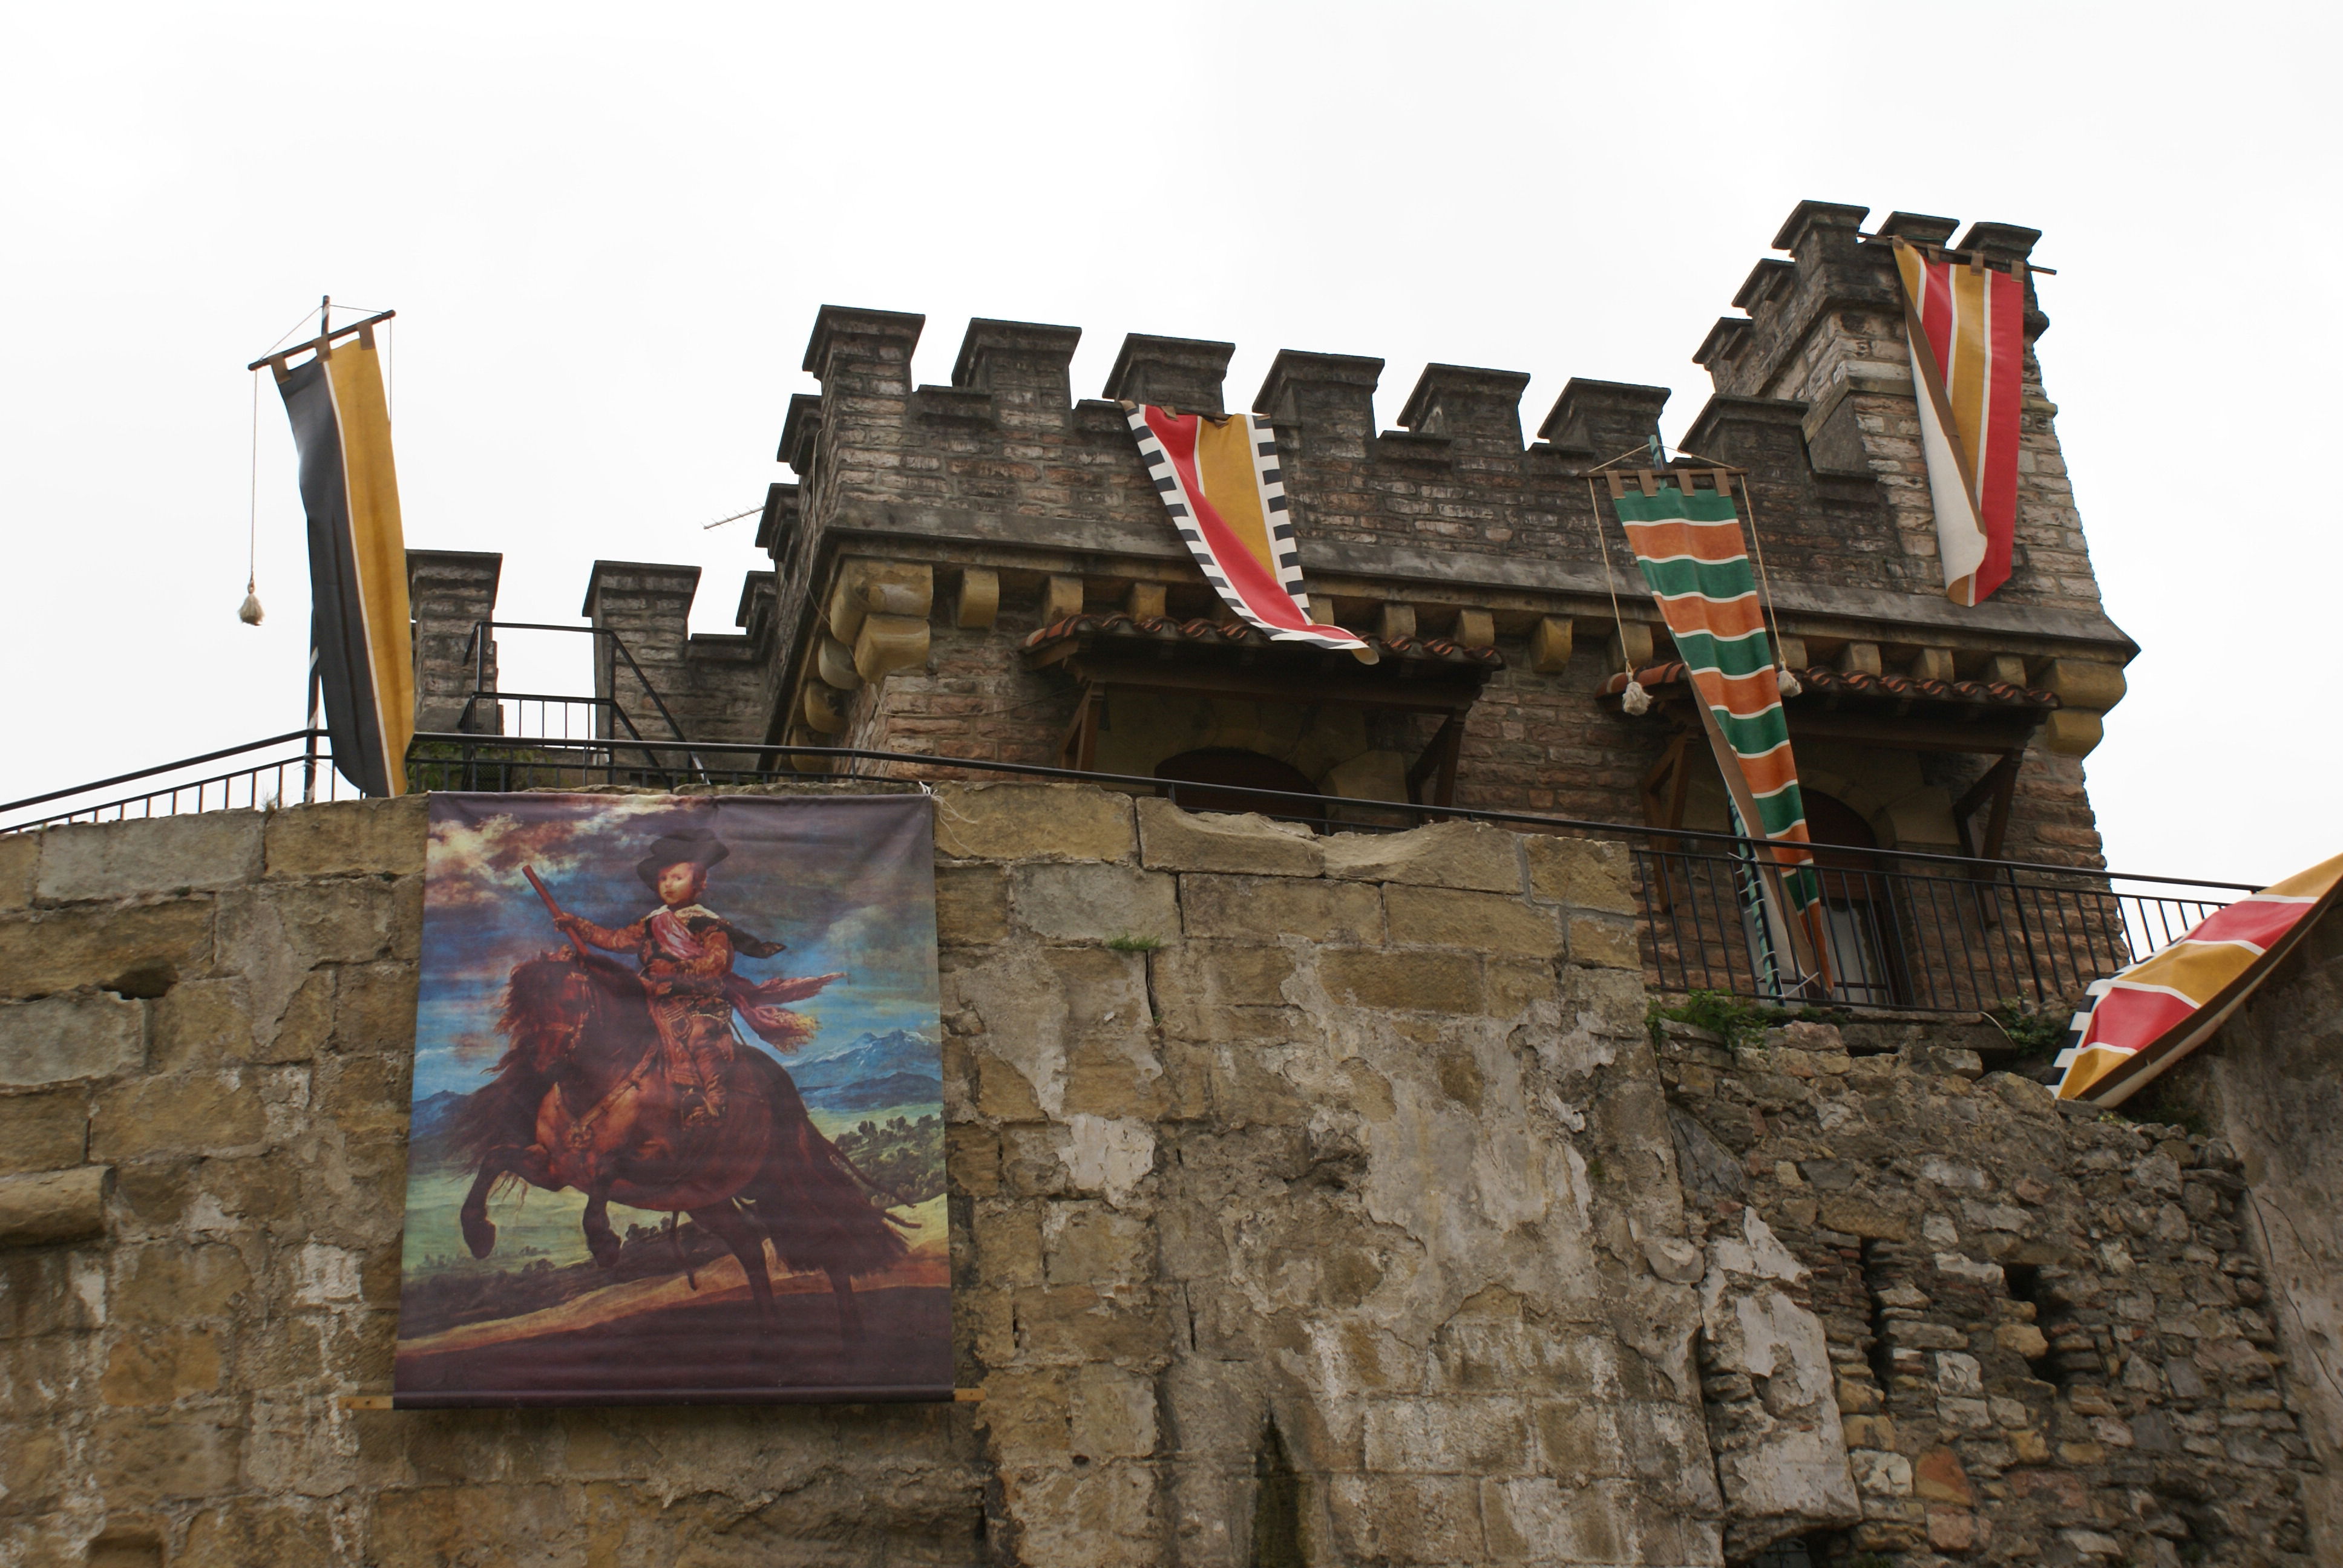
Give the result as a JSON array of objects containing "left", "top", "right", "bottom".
[{"left": 449, "top": 948, "right": 912, "bottom": 1342}]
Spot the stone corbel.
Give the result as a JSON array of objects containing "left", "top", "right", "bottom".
[
  {"left": 803, "top": 683, "right": 850, "bottom": 736},
  {"left": 825, "top": 560, "right": 934, "bottom": 648},
  {"left": 955, "top": 568, "right": 1000, "bottom": 630},
  {"left": 816, "top": 635, "right": 862, "bottom": 691},
  {"left": 1606, "top": 622, "right": 1654, "bottom": 678},
  {"left": 822, "top": 561, "right": 933, "bottom": 684},
  {"left": 1529, "top": 616, "right": 1573, "bottom": 673},
  {"left": 2036, "top": 658, "right": 2127, "bottom": 758}
]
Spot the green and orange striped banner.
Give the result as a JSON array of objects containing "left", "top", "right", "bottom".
[{"left": 1614, "top": 479, "right": 1829, "bottom": 988}]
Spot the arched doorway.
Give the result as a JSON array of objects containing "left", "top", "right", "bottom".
[
  {"left": 1153, "top": 748, "right": 1325, "bottom": 822},
  {"left": 1803, "top": 791, "right": 1907, "bottom": 1006}
]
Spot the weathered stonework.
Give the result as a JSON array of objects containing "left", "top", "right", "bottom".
[{"left": 4, "top": 795, "right": 2325, "bottom": 1566}]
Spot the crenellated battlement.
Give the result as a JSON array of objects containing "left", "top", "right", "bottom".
[{"left": 404, "top": 200, "right": 2134, "bottom": 871}]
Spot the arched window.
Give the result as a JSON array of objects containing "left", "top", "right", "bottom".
[{"left": 1153, "top": 748, "right": 1324, "bottom": 822}]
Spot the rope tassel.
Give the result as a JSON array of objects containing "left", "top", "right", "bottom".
[
  {"left": 1622, "top": 678, "right": 1651, "bottom": 716},
  {"left": 238, "top": 582, "right": 264, "bottom": 626},
  {"left": 1775, "top": 665, "right": 1801, "bottom": 697}
]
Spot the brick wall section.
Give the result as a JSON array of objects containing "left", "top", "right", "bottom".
[{"left": 1658, "top": 1016, "right": 2320, "bottom": 1564}]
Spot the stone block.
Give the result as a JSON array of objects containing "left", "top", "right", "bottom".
[
  {"left": 334, "top": 962, "right": 419, "bottom": 1055},
  {"left": 932, "top": 783, "right": 1133, "bottom": 863},
  {"left": 0, "top": 991, "right": 145, "bottom": 1086},
  {"left": 116, "top": 1243, "right": 254, "bottom": 1322},
  {"left": 1153, "top": 942, "right": 1294, "bottom": 1010},
  {"left": 36, "top": 813, "right": 264, "bottom": 902},
  {"left": 1322, "top": 820, "right": 1524, "bottom": 893},
  {"left": 0, "top": 898, "right": 214, "bottom": 1003},
  {"left": 1524, "top": 835, "right": 1635, "bottom": 914},
  {"left": 1485, "top": 958, "right": 1558, "bottom": 1015},
  {"left": 96, "top": 1411, "right": 244, "bottom": 1501},
  {"left": 1818, "top": 1194, "right": 1909, "bottom": 1241},
  {"left": 1384, "top": 885, "right": 1560, "bottom": 958},
  {"left": 1567, "top": 915, "right": 1642, "bottom": 970},
  {"left": 2037, "top": 658, "right": 2126, "bottom": 711},
  {"left": 180, "top": 1501, "right": 336, "bottom": 1568},
  {"left": 1134, "top": 797, "right": 1323, "bottom": 877},
  {"left": 955, "top": 566, "right": 1000, "bottom": 629},
  {"left": 0, "top": 1089, "right": 87, "bottom": 1174},
  {"left": 100, "top": 1328, "right": 223, "bottom": 1405},
  {"left": 1365, "top": 1396, "right": 1532, "bottom": 1473},
  {"left": 92, "top": 1072, "right": 268, "bottom": 1161},
  {"left": 936, "top": 863, "right": 1009, "bottom": 944},
  {"left": 1069, "top": 1364, "right": 1158, "bottom": 1460},
  {"left": 1327, "top": 1472, "right": 1487, "bottom": 1561},
  {"left": 0, "top": 1165, "right": 108, "bottom": 1246},
  {"left": 2042, "top": 708, "right": 2103, "bottom": 757},
  {"left": 1529, "top": 616, "right": 1573, "bottom": 674},
  {"left": 263, "top": 797, "right": 425, "bottom": 879},
  {"left": 1178, "top": 874, "right": 1382, "bottom": 943},
  {"left": 1322, "top": 950, "right": 1483, "bottom": 1013},
  {"left": 148, "top": 978, "right": 254, "bottom": 1071},
  {"left": 1012, "top": 863, "right": 1179, "bottom": 945},
  {"left": 1912, "top": 1446, "right": 1973, "bottom": 1504},
  {"left": 0, "top": 834, "right": 33, "bottom": 912}
]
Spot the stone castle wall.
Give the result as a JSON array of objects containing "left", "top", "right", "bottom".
[{"left": 0, "top": 798, "right": 2328, "bottom": 1567}]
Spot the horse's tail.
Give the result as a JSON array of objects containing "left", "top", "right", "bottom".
[{"left": 735, "top": 1055, "right": 914, "bottom": 1280}]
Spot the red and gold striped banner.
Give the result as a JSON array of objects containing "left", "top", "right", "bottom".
[
  {"left": 2056, "top": 852, "right": 2343, "bottom": 1106},
  {"left": 1124, "top": 406, "right": 1368, "bottom": 652},
  {"left": 1893, "top": 240, "right": 2023, "bottom": 608}
]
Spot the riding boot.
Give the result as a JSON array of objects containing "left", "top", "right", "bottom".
[{"left": 692, "top": 1042, "right": 730, "bottom": 1122}]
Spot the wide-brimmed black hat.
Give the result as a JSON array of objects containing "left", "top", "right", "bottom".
[{"left": 635, "top": 827, "right": 730, "bottom": 892}]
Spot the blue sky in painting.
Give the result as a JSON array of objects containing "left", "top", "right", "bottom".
[{"left": 413, "top": 793, "right": 940, "bottom": 1104}]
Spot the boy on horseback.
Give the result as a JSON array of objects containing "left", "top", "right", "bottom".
[{"left": 551, "top": 826, "right": 832, "bottom": 1127}]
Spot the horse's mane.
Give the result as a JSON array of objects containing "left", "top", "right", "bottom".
[{"left": 446, "top": 955, "right": 582, "bottom": 1168}]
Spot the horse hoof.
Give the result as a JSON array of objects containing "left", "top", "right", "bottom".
[{"left": 461, "top": 1212, "right": 496, "bottom": 1259}]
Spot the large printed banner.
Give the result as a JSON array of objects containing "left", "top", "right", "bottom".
[{"left": 396, "top": 794, "right": 949, "bottom": 1406}]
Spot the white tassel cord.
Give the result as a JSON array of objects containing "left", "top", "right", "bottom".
[
  {"left": 1775, "top": 666, "right": 1801, "bottom": 697},
  {"left": 1622, "top": 679, "right": 1651, "bottom": 716}
]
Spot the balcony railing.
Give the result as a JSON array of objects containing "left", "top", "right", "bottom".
[{"left": 2, "top": 729, "right": 2254, "bottom": 1018}]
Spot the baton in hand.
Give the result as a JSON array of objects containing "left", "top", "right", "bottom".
[{"left": 522, "top": 866, "right": 591, "bottom": 961}]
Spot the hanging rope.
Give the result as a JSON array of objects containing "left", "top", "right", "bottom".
[
  {"left": 238, "top": 369, "right": 264, "bottom": 626},
  {"left": 1583, "top": 474, "right": 1648, "bottom": 714},
  {"left": 1672, "top": 443, "right": 1800, "bottom": 698}
]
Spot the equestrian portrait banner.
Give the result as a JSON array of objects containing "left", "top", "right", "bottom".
[{"left": 395, "top": 793, "right": 949, "bottom": 1406}]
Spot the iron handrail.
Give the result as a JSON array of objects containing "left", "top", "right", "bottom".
[
  {"left": 1, "top": 730, "right": 324, "bottom": 815},
  {"left": 461, "top": 621, "right": 701, "bottom": 763}
]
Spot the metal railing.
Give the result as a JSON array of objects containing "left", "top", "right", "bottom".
[
  {"left": 0, "top": 730, "right": 357, "bottom": 834},
  {"left": 4, "top": 727, "right": 2254, "bottom": 1017}
]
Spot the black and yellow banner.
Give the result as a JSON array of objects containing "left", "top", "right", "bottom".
[{"left": 277, "top": 335, "right": 411, "bottom": 795}]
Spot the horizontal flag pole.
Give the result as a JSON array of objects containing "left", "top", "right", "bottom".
[
  {"left": 1858, "top": 235, "right": 2056, "bottom": 275},
  {"left": 247, "top": 309, "right": 397, "bottom": 372},
  {"left": 1576, "top": 466, "right": 1747, "bottom": 501}
]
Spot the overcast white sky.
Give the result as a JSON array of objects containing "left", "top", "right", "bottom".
[{"left": 2, "top": 3, "right": 2335, "bottom": 883}]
